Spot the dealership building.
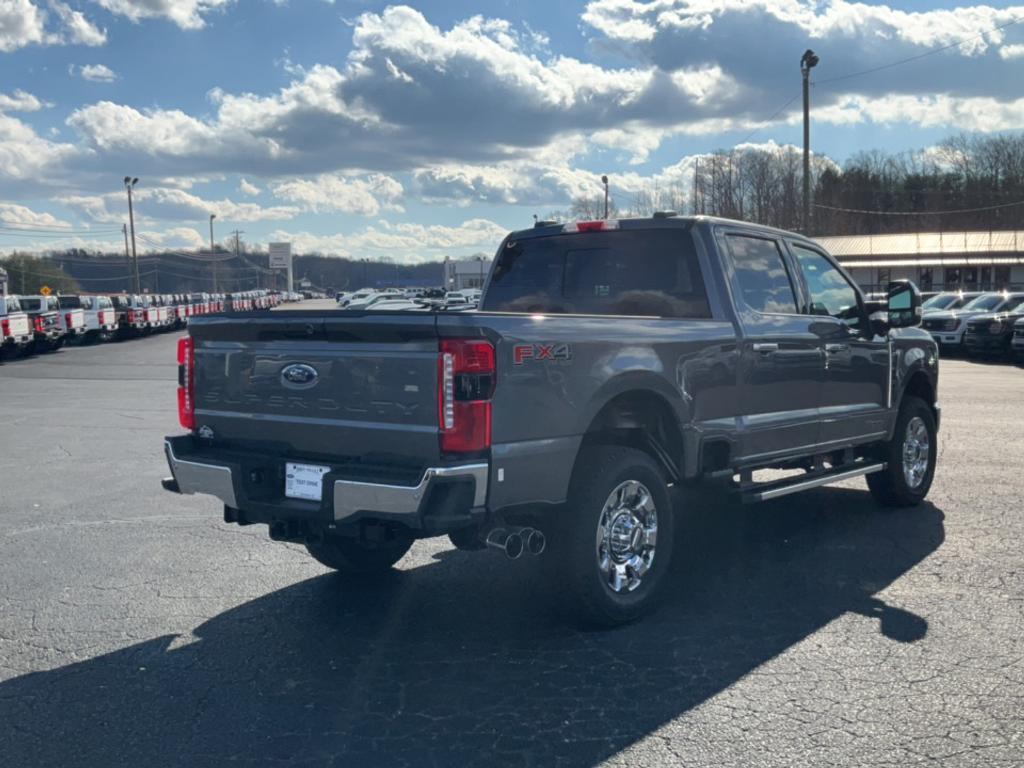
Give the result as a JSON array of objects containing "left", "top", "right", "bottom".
[
  {"left": 815, "top": 230, "right": 1024, "bottom": 294},
  {"left": 443, "top": 256, "right": 492, "bottom": 290}
]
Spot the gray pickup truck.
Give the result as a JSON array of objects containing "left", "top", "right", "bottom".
[{"left": 162, "top": 216, "right": 939, "bottom": 625}]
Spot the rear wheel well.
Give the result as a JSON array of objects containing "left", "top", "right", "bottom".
[{"left": 579, "top": 391, "right": 684, "bottom": 481}]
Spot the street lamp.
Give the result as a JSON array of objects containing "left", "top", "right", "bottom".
[
  {"left": 601, "top": 175, "right": 609, "bottom": 219},
  {"left": 800, "top": 49, "right": 819, "bottom": 234},
  {"left": 209, "top": 213, "right": 218, "bottom": 292},
  {"left": 124, "top": 176, "right": 140, "bottom": 293}
]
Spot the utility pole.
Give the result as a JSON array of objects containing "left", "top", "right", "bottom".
[
  {"left": 601, "top": 175, "right": 609, "bottom": 219},
  {"left": 231, "top": 229, "right": 249, "bottom": 288},
  {"left": 800, "top": 49, "right": 819, "bottom": 235},
  {"left": 209, "top": 214, "right": 218, "bottom": 292},
  {"left": 122, "top": 223, "right": 131, "bottom": 293},
  {"left": 124, "top": 177, "right": 140, "bottom": 293}
]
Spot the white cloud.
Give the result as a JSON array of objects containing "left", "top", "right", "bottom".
[
  {"left": 267, "top": 218, "right": 509, "bottom": 263},
  {"left": 57, "top": 187, "right": 301, "bottom": 224},
  {"left": 238, "top": 178, "right": 260, "bottom": 196},
  {"left": 0, "top": 0, "right": 50, "bottom": 51},
  {"left": 137, "top": 226, "right": 206, "bottom": 250},
  {"left": 51, "top": 1, "right": 106, "bottom": 46},
  {"left": 93, "top": 0, "right": 232, "bottom": 30},
  {"left": 0, "top": 113, "right": 80, "bottom": 191},
  {"left": 78, "top": 63, "right": 117, "bottom": 82},
  {"left": 0, "top": 89, "right": 50, "bottom": 112},
  {"left": 271, "top": 173, "right": 404, "bottom": 216},
  {"left": 999, "top": 43, "right": 1024, "bottom": 59},
  {"left": 812, "top": 93, "right": 1024, "bottom": 132},
  {"left": 0, "top": 0, "right": 105, "bottom": 52},
  {"left": 0, "top": 202, "right": 71, "bottom": 227}
]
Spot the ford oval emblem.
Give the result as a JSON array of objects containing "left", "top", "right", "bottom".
[{"left": 280, "top": 363, "right": 319, "bottom": 389}]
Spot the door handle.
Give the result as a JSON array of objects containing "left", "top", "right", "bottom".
[
  {"left": 825, "top": 343, "right": 848, "bottom": 354},
  {"left": 752, "top": 343, "right": 779, "bottom": 353}
]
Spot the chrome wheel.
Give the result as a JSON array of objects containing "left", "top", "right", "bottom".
[
  {"left": 596, "top": 480, "right": 658, "bottom": 594},
  {"left": 902, "top": 416, "right": 930, "bottom": 489}
]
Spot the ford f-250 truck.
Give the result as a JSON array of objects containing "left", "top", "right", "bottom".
[{"left": 162, "top": 216, "right": 939, "bottom": 625}]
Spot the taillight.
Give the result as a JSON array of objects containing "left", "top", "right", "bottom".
[
  {"left": 65, "top": 313, "right": 73, "bottom": 328},
  {"left": 438, "top": 339, "right": 494, "bottom": 454},
  {"left": 177, "top": 336, "right": 196, "bottom": 431},
  {"left": 34, "top": 316, "right": 45, "bottom": 333},
  {"left": 1, "top": 318, "right": 9, "bottom": 337}
]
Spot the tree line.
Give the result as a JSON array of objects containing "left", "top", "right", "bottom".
[{"left": 568, "top": 132, "right": 1024, "bottom": 236}]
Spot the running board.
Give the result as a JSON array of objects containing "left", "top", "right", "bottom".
[{"left": 742, "top": 462, "right": 886, "bottom": 503}]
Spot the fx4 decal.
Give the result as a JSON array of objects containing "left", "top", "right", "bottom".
[{"left": 513, "top": 343, "right": 572, "bottom": 365}]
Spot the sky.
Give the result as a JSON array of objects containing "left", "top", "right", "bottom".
[{"left": 1, "top": 0, "right": 1023, "bottom": 263}]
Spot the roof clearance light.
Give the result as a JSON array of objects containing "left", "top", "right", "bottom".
[{"left": 563, "top": 219, "right": 620, "bottom": 233}]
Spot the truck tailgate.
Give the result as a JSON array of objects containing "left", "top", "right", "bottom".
[{"left": 189, "top": 313, "right": 443, "bottom": 469}]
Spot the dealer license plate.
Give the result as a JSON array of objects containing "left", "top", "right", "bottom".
[{"left": 285, "top": 462, "right": 331, "bottom": 501}]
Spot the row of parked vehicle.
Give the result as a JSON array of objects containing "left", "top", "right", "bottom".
[
  {"left": 0, "top": 290, "right": 292, "bottom": 358},
  {"left": 918, "top": 290, "right": 1024, "bottom": 363},
  {"left": 335, "top": 287, "right": 482, "bottom": 312}
]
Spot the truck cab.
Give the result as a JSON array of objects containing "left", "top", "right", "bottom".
[{"left": 19, "top": 295, "right": 66, "bottom": 352}]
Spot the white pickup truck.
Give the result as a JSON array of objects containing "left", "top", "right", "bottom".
[
  {"left": 79, "top": 295, "right": 118, "bottom": 342},
  {"left": 56, "top": 295, "right": 89, "bottom": 342},
  {"left": 0, "top": 294, "right": 32, "bottom": 358}
]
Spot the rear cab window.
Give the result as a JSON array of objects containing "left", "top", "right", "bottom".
[
  {"left": 20, "top": 298, "right": 41, "bottom": 312},
  {"left": 482, "top": 228, "right": 711, "bottom": 318},
  {"left": 58, "top": 296, "right": 82, "bottom": 309}
]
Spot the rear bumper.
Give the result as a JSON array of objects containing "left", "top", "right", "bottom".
[{"left": 163, "top": 436, "right": 488, "bottom": 533}]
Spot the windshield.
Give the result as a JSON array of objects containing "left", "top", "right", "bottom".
[
  {"left": 963, "top": 294, "right": 1006, "bottom": 312},
  {"left": 923, "top": 294, "right": 958, "bottom": 310},
  {"left": 5, "top": 296, "right": 21, "bottom": 312}
]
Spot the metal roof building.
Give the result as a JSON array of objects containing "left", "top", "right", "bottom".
[{"left": 813, "top": 230, "right": 1024, "bottom": 293}]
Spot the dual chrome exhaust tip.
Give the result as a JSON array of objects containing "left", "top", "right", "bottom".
[{"left": 484, "top": 526, "right": 546, "bottom": 559}]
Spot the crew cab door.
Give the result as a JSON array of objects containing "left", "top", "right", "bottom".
[
  {"left": 786, "top": 241, "right": 889, "bottom": 445},
  {"left": 719, "top": 230, "right": 823, "bottom": 461}
]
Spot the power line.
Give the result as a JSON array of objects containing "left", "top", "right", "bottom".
[
  {"left": 813, "top": 199, "right": 1024, "bottom": 216},
  {"left": 815, "top": 15, "right": 1024, "bottom": 87},
  {"left": 737, "top": 93, "right": 801, "bottom": 145}
]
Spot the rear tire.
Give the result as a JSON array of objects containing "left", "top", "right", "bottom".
[
  {"left": 305, "top": 533, "right": 413, "bottom": 574},
  {"left": 547, "top": 444, "right": 675, "bottom": 627},
  {"left": 867, "top": 396, "right": 937, "bottom": 507}
]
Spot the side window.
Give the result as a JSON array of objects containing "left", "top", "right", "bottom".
[
  {"left": 723, "top": 234, "right": 797, "bottom": 314},
  {"left": 792, "top": 245, "right": 860, "bottom": 322}
]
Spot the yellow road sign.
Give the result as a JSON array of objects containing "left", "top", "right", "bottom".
[{"left": 40, "top": 285, "right": 52, "bottom": 296}]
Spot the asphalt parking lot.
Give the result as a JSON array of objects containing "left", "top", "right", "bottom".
[{"left": 1, "top": 334, "right": 1022, "bottom": 768}]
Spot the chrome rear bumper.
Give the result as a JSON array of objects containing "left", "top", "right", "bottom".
[{"left": 163, "top": 439, "right": 487, "bottom": 522}]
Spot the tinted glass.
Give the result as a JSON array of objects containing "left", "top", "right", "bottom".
[
  {"left": 483, "top": 229, "right": 710, "bottom": 318},
  {"left": 792, "top": 245, "right": 860, "bottom": 320},
  {"left": 20, "top": 298, "right": 41, "bottom": 311},
  {"left": 58, "top": 296, "right": 82, "bottom": 309},
  {"left": 724, "top": 234, "right": 796, "bottom": 314}
]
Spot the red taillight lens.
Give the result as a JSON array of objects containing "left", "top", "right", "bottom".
[
  {"left": 65, "top": 313, "right": 72, "bottom": 328},
  {"left": 1, "top": 318, "right": 9, "bottom": 337},
  {"left": 177, "top": 336, "right": 195, "bottom": 431},
  {"left": 34, "top": 316, "right": 45, "bottom": 333},
  {"left": 438, "top": 339, "right": 494, "bottom": 454}
]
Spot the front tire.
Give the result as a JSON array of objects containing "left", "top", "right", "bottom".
[
  {"left": 548, "top": 445, "right": 675, "bottom": 627},
  {"left": 867, "top": 396, "right": 937, "bottom": 507},
  {"left": 305, "top": 532, "right": 413, "bottom": 574}
]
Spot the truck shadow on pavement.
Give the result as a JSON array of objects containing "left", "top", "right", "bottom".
[{"left": 0, "top": 487, "right": 944, "bottom": 768}]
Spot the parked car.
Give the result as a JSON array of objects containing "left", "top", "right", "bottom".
[
  {"left": 963, "top": 296, "right": 1024, "bottom": 358},
  {"left": 0, "top": 294, "right": 32, "bottom": 358},
  {"left": 78, "top": 295, "right": 118, "bottom": 343},
  {"left": 162, "top": 215, "right": 939, "bottom": 626},
  {"left": 19, "top": 295, "right": 66, "bottom": 352},
  {"left": 921, "top": 291, "right": 982, "bottom": 314},
  {"left": 55, "top": 295, "right": 88, "bottom": 342},
  {"left": 337, "top": 289, "right": 373, "bottom": 307},
  {"left": 921, "top": 292, "right": 1024, "bottom": 352}
]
